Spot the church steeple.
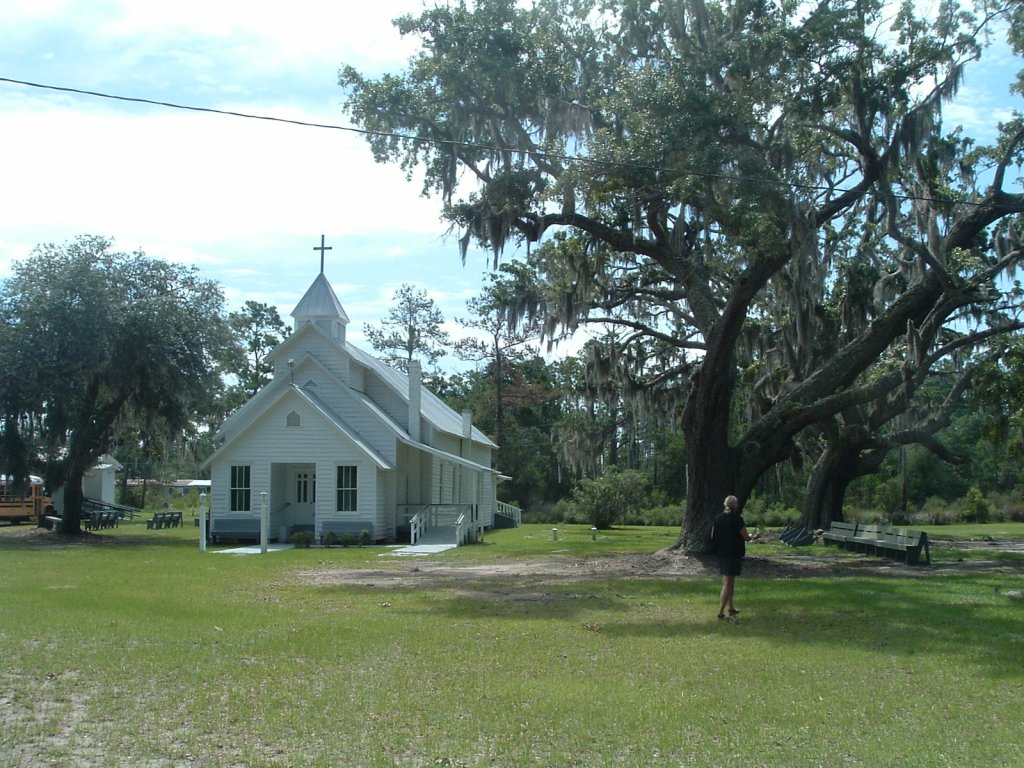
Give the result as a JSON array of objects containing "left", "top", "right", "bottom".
[{"left": 291, "top": 238, "right": 349, "bottom": 342}]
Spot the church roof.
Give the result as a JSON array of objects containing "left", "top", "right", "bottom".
[
  {"left": 291, "top": 272, "right": 349, "bottom": 324},
  {"left": 346, "top": 343, "right": 498, "bottom": 448}
]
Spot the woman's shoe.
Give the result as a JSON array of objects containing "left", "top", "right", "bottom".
[
  {"left": 717, "top": 613, "right": 725, "bottom": 620},
  {"left": 728, "top": 609, "right": 740, "bottom": 616}
]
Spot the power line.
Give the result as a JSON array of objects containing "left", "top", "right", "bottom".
[{"left": 0, "top": 75, "right": 1014, "bottom": 211}]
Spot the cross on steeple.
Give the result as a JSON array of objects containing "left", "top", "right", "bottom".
[{"left": 314, "top": 234, "right": 332, "bottom": 273}]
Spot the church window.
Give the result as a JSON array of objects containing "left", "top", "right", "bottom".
[
  {"left": 336, "top": 466, "right": 357, "bottom": 511},
  {"left": 230, "top": 465, "right": 251, "bottom": 512}
]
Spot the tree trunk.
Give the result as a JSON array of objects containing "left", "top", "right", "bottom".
[
  {"left": 60, "top": 458, "right": 88, "bottom": 535},
  {"left": 800, "top": 444, "right": 856, "bottom": 530},
  {"left": 679, "top": 356, "right": 745, "bottom": 552},
  {"left": 681, "top": 442, "right": 739, "bottom": 552}
]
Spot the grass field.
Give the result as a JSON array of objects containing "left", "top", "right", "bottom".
[{"left": 1, "top": 521, "right": 1021, "bottom": 767}]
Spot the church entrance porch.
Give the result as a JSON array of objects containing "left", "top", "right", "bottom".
[{"left": 270, "top": 462, "right": 316, "bottom": 539}]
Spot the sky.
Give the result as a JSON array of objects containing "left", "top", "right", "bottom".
[
  {"left": 0, "top": 0, "right": 1021, "bottom": 369},
  {"left": 0, "top": 0, "right": 508, "bottom": 366}
]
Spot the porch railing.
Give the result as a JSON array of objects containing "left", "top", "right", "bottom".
[
  {"left": 408, "top": 503, "right": 476, "bottom": 545},
  {"left": 496, "top": 500, "right": 522, "bottom": 527}
]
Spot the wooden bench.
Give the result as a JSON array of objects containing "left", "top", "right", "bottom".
[
  {"left": 822, "top": 521, "right": 858, "bottom": 545},
  {"left": 146, "top": 511, "right": 182, "bottom": 529},
  {"left": 211, "top": 517, "right": 262, "bottom": 542},
  {"left": 84, "top": 510, "right": 119, "bottom": 530},
  {"left": 879, "top": 528, "right": 931, "bottom": 565},
  {"left": 823, "top": 521, "right": 930, "bottom": 565},
  {"left": 851, "top": 523, "right": 887, "bottom": 555}
]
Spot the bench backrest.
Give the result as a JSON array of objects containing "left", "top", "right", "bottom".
[
  {"left": 212, "top": 517, "right": 261, "bottom": 533},
  {"left": 828, "top": 521, "right": 857, "bottom": 535},
  {"left": 857, "top": 523, "right": 885, "bottom": 538},
  {"left": 891, "top": 528, "right": 923, "bottom": 546}
]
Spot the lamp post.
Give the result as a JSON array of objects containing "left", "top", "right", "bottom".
[
  {"left": 259, "top": 491, "right": 269, "bottom": 554},
  {"left": 199, "top": 491, "right": 207, "bottom": 552}
]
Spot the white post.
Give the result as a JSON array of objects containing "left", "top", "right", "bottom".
[
  {"left": 260, "top": 491, "right": 269, "bottom": 554},
  {"left": 199, "top": 491, "right": 207, "bottom": 552}
]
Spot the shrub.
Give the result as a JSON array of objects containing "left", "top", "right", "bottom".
[
  {"left": 916, "top": 496, "right": 956, "bottom": 525},
  {"left": 761, "top": 503, "right": 800, "bottom": 528},
  {"left": 522, "top": 502, "right": 565, "bottom": 525},
  {"left": 290, "top": 530, "right": 314, "bottom": 548},
  {"left": 339, "top": 532, "right": 358, "bottom": 547},
  {"left": 359, "top": 530, "right": 371, "bottom": 546},
  {"left": 1000, "top": 498, "right": 1024, "bottom": 523},
  {"left": 632, "top": 504, "right": 683, "bottom": 527},
  {"left": 739, "top": 495, "right": 768, "bottom": 527},
  {"left": 872, "top": 478, "right": 903, "bottom": 521},
  {"left": 962, "top": 487, "right": 992, "bottom": 524},
  {"left": 323, "top": 531, "right": 339, "bottom": 547},
  {"left": 569, "top": 468, "right": 653, "bottom": 529}
]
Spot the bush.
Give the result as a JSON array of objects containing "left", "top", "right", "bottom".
[
  {"left": 917, "top": 496, "right": 957, "bottom": 525},
  {"left": 761, "top": 503, "right": 800, "bottom": 528},
  {"left": 522, "top": 502, "right": 566, "bottom": 525},
  {"left": 872, "top": 478, "right": 903, "bottom": 522},
  {"left": 569, "top": 468, "right": 653, "bottom": 529},
  {"left": 624, "top": 504, "right": 683, "bottom": 527},
  {"left": 359, "top": 530, "right": 371, "bottom": 546},
  {"left": 998, "top": 498, "right": 1024, "bottom": 522},
  {"left": 290, "top": 531, "right": 314, "bottom": 548},
  {"left": 962, "top": 487, "right": 992, "bottom": 524},
  {"left": 845, "top": 506, "right": 887, "bottom": 525}
]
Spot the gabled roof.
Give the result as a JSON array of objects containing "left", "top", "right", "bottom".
[
  {"left": 201, "top": 382, "right": 393, "bottom": 471},
  {"left": 265, "top": 316, "right": 340, "bottom": 365},
  {"left": 263, "top": 321, "right": 497, "bottom": 448},
  {"left": 291, "top": 272, "right": 349, "bottom": 323},
  {"left": 292, "top": 386, "right": 393, "bottom": 470},
  {"left": 346, "top": 344, "right": 498, "bottom": 448}
]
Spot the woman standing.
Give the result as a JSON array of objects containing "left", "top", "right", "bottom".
[{"left": 711, "top": 495, "right": 754, "bottom": 619}]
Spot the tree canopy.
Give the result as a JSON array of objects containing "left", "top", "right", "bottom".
[
  {"left": 365, "top": 283, "right": 452, "bottom": 377},
  {"left": 228, "top": 300, "right": 290, "bottom": 399},
  {"left": 341, "top": 0, "right": 1024, "bottom": 550},
  {"left": 0, "top": 236, "right": 233, "bottom": 533}
]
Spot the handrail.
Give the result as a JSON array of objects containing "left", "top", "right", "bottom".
[
  {"left": 409, "top": 503, "right": 474, "bottom": 545},
  {"left": 454, "top": 513, "right": 467, "bottom": 546},
  {"left": 496, "top": 500, "right": 522, "bottom": 526}
]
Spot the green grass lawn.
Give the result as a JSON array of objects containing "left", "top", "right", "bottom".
[{"left": 1, "top": 522, "right": 1021, "bottom": 767}]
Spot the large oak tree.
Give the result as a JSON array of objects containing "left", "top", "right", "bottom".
[
  {"left": 0, "top": 236, "right": 232, "bottom": 534},
  {"left": 340, "top": 0, "right": 1024, "bottom": 550}
]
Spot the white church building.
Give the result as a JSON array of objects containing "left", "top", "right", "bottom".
[{"left": 202, "top": 257, "right": 519, "bottom": 545}]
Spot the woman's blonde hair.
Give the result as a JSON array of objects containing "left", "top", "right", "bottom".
[{"left": 723, "top": 495, "right": 739, "bottom": 512}]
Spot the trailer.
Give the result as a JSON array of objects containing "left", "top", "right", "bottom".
[{"left": 0, "top": 475, "right": 54, "bottom": 525}]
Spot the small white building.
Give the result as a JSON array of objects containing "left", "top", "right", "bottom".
[
  {"left": 52, "top": 454, "right": 122, "bottom": 514},
  {"left": 202, "top": 264, "right": 517, "bottom": 544}
]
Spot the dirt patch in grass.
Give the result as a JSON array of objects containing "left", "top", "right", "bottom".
[
  {"left": 0, "top": 525, "right": 142, "bottom": 547},
  {"left": 297, "top": 544, "right": 1023, "bottom": 591},
  {"left": 6, "top": 524, "right": 1019, "bottom": 585}
]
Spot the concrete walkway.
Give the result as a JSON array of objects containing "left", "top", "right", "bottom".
[
  {"left": 382, "top": 543, "right": 457, "bottom": 556},
  {"left": 213, "top": 543, "right": 295, "bottom": 555}
]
